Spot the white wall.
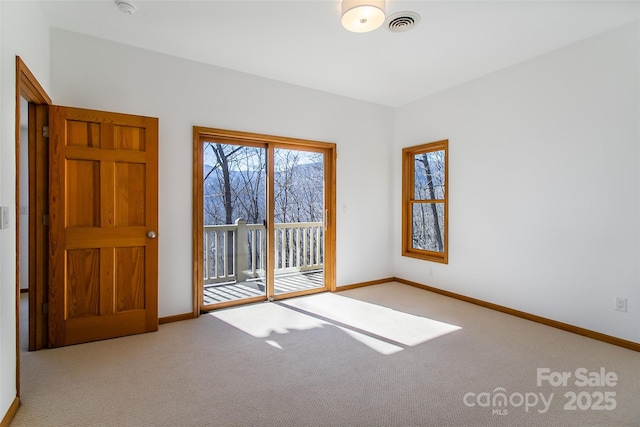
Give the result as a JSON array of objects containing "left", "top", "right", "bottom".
[
  {"left": 50, "top": 29, "right": 395, "bottom": 317},
  {"left": 0, "top": 0, "right": 51, "bottom": 419},
  {"left": 394, "top": 22, "right": 640, "bottom": 343}
]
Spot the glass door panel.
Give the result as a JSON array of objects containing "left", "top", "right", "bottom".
[
  {"left": 272, "top": 148, "right": 325, "bottom": 296},
  {"left": 202, "top": 142, "right": 267, "bottom": 306}
]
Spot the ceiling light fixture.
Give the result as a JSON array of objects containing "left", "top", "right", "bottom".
[
  {"left": 115, "top": 0, "right": 137, "bottom": 15},
  {"left": 341, "top": 0, "right": 386, "bottom": 33}
]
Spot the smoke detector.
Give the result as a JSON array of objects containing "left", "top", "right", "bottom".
[
  {"left": 386, "top": 11, "right": 420, "bottom": 33},
  {"left": 115, "top": 1, "right": 137, "bottom": 15}
]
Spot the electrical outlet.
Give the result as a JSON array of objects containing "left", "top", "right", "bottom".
[
  {"left": 614, "top": 297, "right": 627, "bottom": 312},
  {"left": 0, "top": 206, "right": 9, "bottom": 229}
]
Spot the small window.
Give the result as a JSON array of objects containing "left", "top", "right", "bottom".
[{"left": 402, "top": 140, "right": 448, "bottom": 263}]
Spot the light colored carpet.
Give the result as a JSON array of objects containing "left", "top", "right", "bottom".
[{"left": 13, "top": 282, "right": 640, "bottom": 426}]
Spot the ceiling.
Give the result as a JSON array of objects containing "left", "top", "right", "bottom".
[{"left": 39, "top": 0, "right": 639, "bottom": 107}]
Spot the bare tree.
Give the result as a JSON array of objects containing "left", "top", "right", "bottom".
[
  {"left": 207, "top": 143, "right": 243, "bottom": 224},
  {"left": 204, "top": 144, "right": 325, "bottom": 273},
  {"left": 203, "top": 143, "right": 244, "bottom": 275},
  {"left": 415, "top": 151, "right": 445, "bottom": 252},
  {"left": 235, "top": 147, "right": 266, "bottom": 224}
]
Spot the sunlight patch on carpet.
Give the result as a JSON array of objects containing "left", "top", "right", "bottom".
[
  {"left": 281, "top": 293, "right": 462, "bottom": 349},
  {"left": 208, "top": 292, "right": 461, "bottom": 355},
  {"left": 209, "top": 302, "right": 328, "bottom": 337}
]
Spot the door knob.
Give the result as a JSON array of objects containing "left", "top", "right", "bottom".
[{"left": 147, "top": 230, "right": 157, "bottom": 239}]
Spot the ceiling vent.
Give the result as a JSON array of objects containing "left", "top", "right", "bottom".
[{"left": 386, "top": 11, "right": 420, "bottom": 33}]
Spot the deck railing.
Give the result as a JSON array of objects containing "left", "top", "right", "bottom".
[{"left": 204, "top": 219, "right": 323, "bottom": 285}]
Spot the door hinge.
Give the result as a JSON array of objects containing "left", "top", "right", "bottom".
[
  {"left": 42, "top": 215, "right": 49, "bottom": 226},
  {"left": 42, "top": 302, "right": 49, "bottom": 314},
  {"left": 42, "top": 126, "right": 49, "bottom": 138}
]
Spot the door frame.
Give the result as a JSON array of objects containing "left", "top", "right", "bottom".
[
  {"left": 192, "top": 127, "right": 336, "bottom": 315},
  {"left": 15, "top": 56, "right": 52, "bottom": 396}
]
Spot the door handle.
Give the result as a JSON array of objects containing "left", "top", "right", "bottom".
[{"left": 147, "top": 230, "right": 157, "bottom": 239}]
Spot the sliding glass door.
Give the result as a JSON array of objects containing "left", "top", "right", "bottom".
[
  {"left": 202, "top": 142, "right": 268, "bottom": 306},
  {"left": 194, "top": 128, "right": 335, "bottom": 311},
  {"left": 273, "top": 147, "right": 325, "bottom": 297}
]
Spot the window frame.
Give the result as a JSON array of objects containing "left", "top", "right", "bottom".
[{"left": 402, "top": 140, "right": 448, "bottom": 264}]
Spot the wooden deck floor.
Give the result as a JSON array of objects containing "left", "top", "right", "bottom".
[{"left": 204, "top": 270, "right": 324, "bottom": 305}]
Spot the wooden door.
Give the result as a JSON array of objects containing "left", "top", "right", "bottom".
[{"left": 48, "top": 106, "right": 158, "bottom": 347}]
